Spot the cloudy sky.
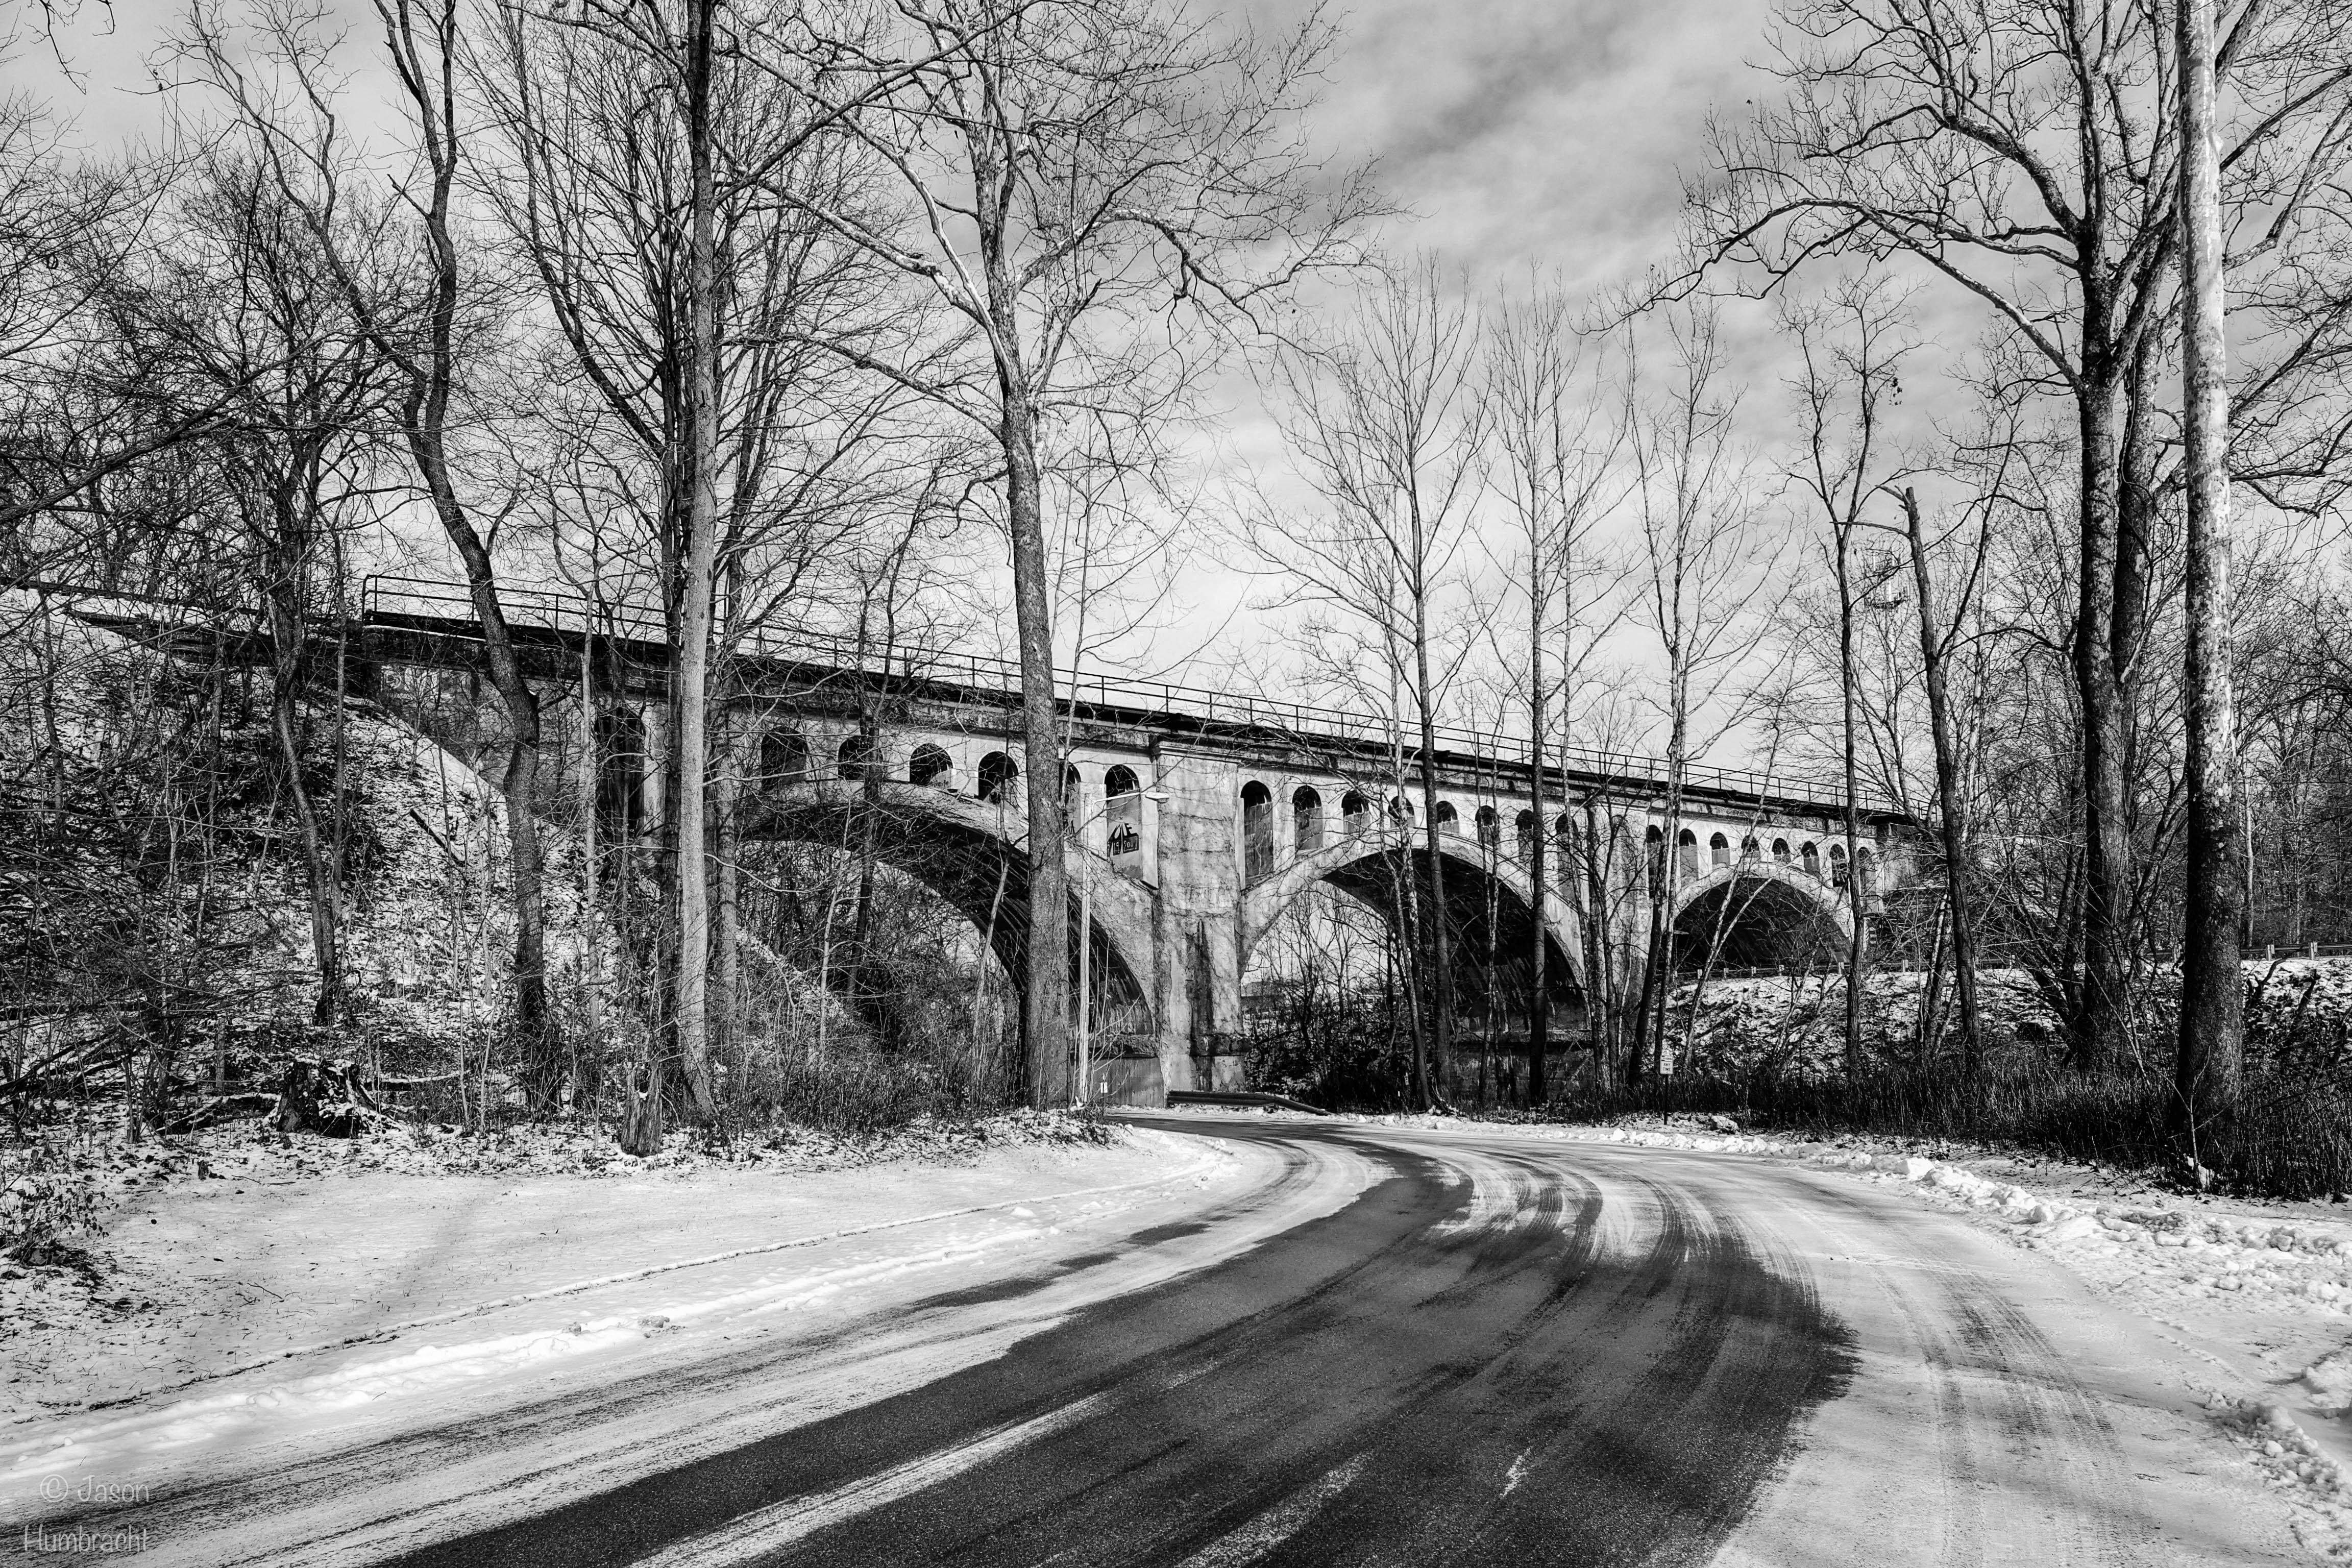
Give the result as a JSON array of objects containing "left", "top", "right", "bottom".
[{"left": 1261, "top": 0, "right": 1758, "bottom": 292}]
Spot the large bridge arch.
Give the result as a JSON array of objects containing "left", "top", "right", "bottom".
[
  {"left": 1666, "top": 857, "right": 1854, "bottom": 971},
  {"left": 737, "top": 779, "right": 1159, "bottom": 1040},
  {"left": 1238, "top": 824, "right": 1588, "bottom": 1008}
]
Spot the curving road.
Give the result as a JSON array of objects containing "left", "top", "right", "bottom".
[{"left": 60, "top": 1117, "right": 2304, "bottom": 1565}]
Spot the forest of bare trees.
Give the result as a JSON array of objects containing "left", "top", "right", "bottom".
[{"left": 10, "top": 0, "right": 2352, "bottom": 1194}]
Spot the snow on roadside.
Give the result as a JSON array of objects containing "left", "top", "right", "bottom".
[
  {"left": 0, "top": 1115, "right": 1230, "bottom": 1455},
  {"left": 1382, "top": 1109, "right": 2352, "bottom": 1562},
  {"left": 0, "top": 1122, "right": 1273, "bottom": 1523}
]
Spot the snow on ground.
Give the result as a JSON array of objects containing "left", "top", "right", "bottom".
[
  {"left": 0, "top": 1112, "right": 1271, "bottom": 1521},
  {"left": 1310, "top": 1105, "right": 2352, "bottom": 1562}
]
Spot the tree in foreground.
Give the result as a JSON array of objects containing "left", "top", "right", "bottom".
[{"left": 773, "top": 0, "right": 1376, "bottom": 1105}]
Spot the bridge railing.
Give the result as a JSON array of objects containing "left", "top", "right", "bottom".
[{"left": 360, "top": 573, "right": 1892, "bottom": 814}]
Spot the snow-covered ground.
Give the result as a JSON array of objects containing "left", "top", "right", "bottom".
[
  {"left": 1275, "top": 1105, "right": 2352, "bottom": 1562},
  {"left": 0, "top": 1113, "right": 1303, "bottom": 1534}
]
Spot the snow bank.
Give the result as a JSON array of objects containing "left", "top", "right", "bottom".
[{"left": 0, "top": 1123, "right": 1262, "bottom": 1511}]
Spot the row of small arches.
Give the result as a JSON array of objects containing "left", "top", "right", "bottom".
[
  {"left": 756, "top": 730, "right": 1172, "bottom": 823},
  {"left": 1237, "top": 781, "right": 1615, "bottom": 883},
  {"left": 1647, "top": 826, "right": 1876, "bottom": 891},
  {"left": 1235, "top": 777, "right": 1876, "bottom": 893},
  {"left": 756, "top": 727, "right": 1024, "bottom": 802}
]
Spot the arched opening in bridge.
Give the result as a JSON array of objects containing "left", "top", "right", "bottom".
[
  {"left": 1801, "top": 841, "right": 1821, "bottom": 878},
  {"left": 1241, "top": 780, "right": 1275, "bottom": 881},
  {"left": 1388, "top": 794, "right": 1414, "bottom": 824},
  {"left": 1829, "top": 842, "right": 1849, "bottom": 889},
  {"left": 1671, "top": 874, "right": 1846, "bottom": 975},
  {"left": 759, "top": 724, "right": 810, "bottom": 786},
  {"left": 1857, "top": 846, "right": 1876, "bottom": 894},
  {"left": 1677, "top": 828, "right": 1700, "bottom": 878},
  {"left": 1293, "top": 787, "right": 1324, "bottom": 853},
  {"left": 733, "top": 837, "right": 1030, "bottom": 1079},
  {"left": 837, "top": 732, "right": 877, "bottom": 780},
  {"left": 1553, "top": 814, "right": 1583, "bottom": 889},
  {"left": 739, "top": 792, "right": 1154, "bottom": 1071},
  {"left": 1243, "top": 844, "right": 1583, "bottom": 1108},
  {"left": 1741, "top": 835, "right": 1760, "bottom": 861},
  {"left": 1710, "top": 832, "right": 1731, "bottom": 868},
  {"left": 1515, "top": 809, "right": 1535, "bottom": 860},
  {"left": 1773, "top": 838, "right": 1791, "bottom": 865},
  {"left": 1435, "top": 801, "right": 1459, "bottom": 835},
  {"left": 909, "top": 744, "right": 953, "bottom": 788},
  {"left": 1646, "top": 825, "right": 1665, "bottom": 897},
  {"left": 1064, "top": 763, "right": 1083, "bottom": 813},
  {"left": 977, "top": 751, "right": 1018, "bottom": 804},
  {"left": 1103, "top": 765, "right": 1145, "bottom": 868},
  {"left": 1341, "top": 790, "right": 1371, "bottom": 835},
  {"left": 1475, "top": 805, "right": 1500, "bottom": 854}
]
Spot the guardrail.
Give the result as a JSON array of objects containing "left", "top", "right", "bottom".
[{"left": 360, "top": 572, "right": 1893, "bottom": 814}]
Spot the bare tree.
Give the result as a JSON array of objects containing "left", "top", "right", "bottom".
[
  {"left": 1257, "top": 261, "right": 1483, "bottom": 1109},
  {"left": 771, "top": 0, "right": 1377, "bottom": 1106},
  {"left": 149, "top": 148, "right": 388, "bottom": 1032},
  {"left": 1685, "top": 0, "right": 2352, "bottom": 1066},
  {"left": 1481, "top": 282, "right": 1624, "bottom": 1103},
  {"left": 1623, "top": 304, "right": 1775, "bottom": 1081},
  {"left": 182, "top": 1, "right": 571, "bottom": 1106},
  {"left": 1780, "top": 277, "right": 1923, "bottom": 1079}
]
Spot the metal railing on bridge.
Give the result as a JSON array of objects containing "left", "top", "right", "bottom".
[{"left": 360, "top": 573, "right": 1891, "bottom": 815}]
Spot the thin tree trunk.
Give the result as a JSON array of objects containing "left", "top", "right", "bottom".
[
  {"left": 1901, "top": 486, "right": 1985, "bottom": 1073},
  {"left": 671, "top": 0, "right": 722, "bottom": 1124},
  {"left": 1833, "top": 521, "right": 1865, "bottom": 1080},
  {"left": 379, "top": 0, "right": 557, "bottom": 1112},
  {"left": 1526, "top": 589, "right": 1549, "bottom": 1108},
  {"left": 1411, "top": 535, "right": 1454, "bottom": 1105},
  {"left": 264, "top": 551, "right": 337, "bottom": 1030},
  {"left": 578, "top": 635, "right": 601, "bottom": 1111},
  {"left": 2174, "top": 0, "right": 2245, "bottom": 1153}
]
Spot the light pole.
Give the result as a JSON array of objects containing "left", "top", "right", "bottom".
[{"left": 1071, "top": 785, "right": 1168, "bottom": 1107}]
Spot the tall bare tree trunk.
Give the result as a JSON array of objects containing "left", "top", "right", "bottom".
[
  {"left": 375, "top": 0, "right": 557, "bottom": 1110},
  {"left": 2075, "top": 348, "right": 2134, "bottom": 1067},
  {"left": 1411, "top": 522, "right": 1454, "bottom": 1105},
  {"left": 998, "top": 338, "right": 1071, "bottom": 1108},
  {"left": 672, "top": 0, "right": 722, "bottom": 1122},
  {"left": 263, "top": 534, "right": 338, "bottom": 1030},
  {"left": 1833, "top": 521, "right": 1865, "bottom": 1080},
  {"left": 2175, "top": 0, "right": 2245, "bottom": 1152},
  {"left": 1901, "top": 487, "right": 1984, "bottom": 1073},
  {"left": 1526, "top": 629, "right": 1549, "bottom": 1108}
]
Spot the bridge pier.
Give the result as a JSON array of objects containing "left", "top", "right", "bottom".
[{"left": 1148, "top": 747, "right": 1249, "bottom": 1093}]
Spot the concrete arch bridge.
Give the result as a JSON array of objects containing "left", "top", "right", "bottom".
[{"left": 69, "top": 575, "right": 1915, "bottom": 1102}]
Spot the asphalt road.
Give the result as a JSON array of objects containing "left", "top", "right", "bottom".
[{"left": 67, "top": 1117, "right": 2307, "bottom": 1565}]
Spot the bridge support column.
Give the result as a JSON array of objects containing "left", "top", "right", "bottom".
[{"left": 1146, "top": 746, "right": 1246, "bottom": 1093}]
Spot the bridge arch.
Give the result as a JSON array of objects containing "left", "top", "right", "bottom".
[
  {"left": 738, "top": 778, "right": 1157, "bottom": 1041},
  {"left": 1666, "top": 859, "right": 1853, "bottom": 972},
  {"left": 977, "top": 751, "right": 1019, "bottom": 804},
  {"left": 908, "top": 743, "right": 953, "bottom": 788},
  {"left": 758, "top": 724, "right": 811, "bottom": 785},
  {"left": 1238, "top": 822, "right": 1588, "bottom": 1013},
  {"left": 1293, "top": 786, "right": 1325, "bottom": 852},
  {"left": 1241, "top": 780, "right": 1276, "bottom": 880}
]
